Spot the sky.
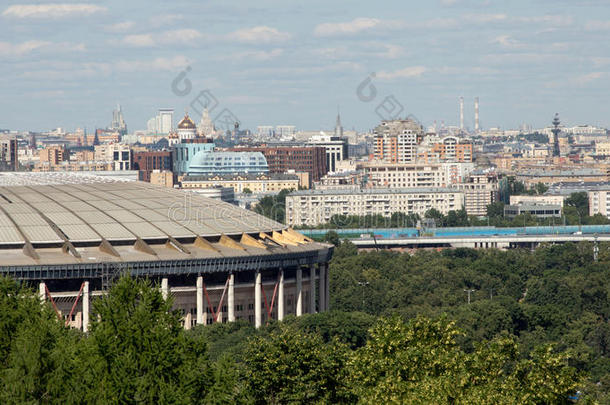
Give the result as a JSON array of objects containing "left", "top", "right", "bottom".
[{"left": 1, "top": 0, "right": 610, "bottom": 133}]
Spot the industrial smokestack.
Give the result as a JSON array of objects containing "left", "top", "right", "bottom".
[
  {"left": 459, "top": 96, "right": 464, "bottom": 131},
  {"left": 474, "top": 97, "right": 480, "bottom": 132}
]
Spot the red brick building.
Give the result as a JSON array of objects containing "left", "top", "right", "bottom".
[
  {"left": 230, "top": 146, "right": 327, "bottom": 183},
  {"left": 132, "top": 151, "right": 173, "bottom": 182}
]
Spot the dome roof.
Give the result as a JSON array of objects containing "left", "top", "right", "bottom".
[{"left": 177, "top": 113, "right": 196, "bottom": 129}]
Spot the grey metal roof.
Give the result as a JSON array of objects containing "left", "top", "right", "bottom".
[
  {"left": 0, "top": 181, "right": 289, "bottom": 245},
  {"left": 0, "top": 180, "right": 330, "bottom": 271}
]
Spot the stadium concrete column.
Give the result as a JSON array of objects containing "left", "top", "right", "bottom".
[
  {"left": 228, "top": 273, "right": 235, "bottom": 322},
  {"left": 278, "top": 269, "right": 285, "bottom": 321},
  {"left": 296, "top": 267, "right": 303, "bottom": 316},
  {"left": 82, "top": 281, "right": 90, "bottom": 333},
  {"left": 319, "top": 264, "right": 326, "bottom": 311},
  {"left": 39, "top": 281, "right": 45, "bottom": 302},
  {"left": 161, "top": 278, "right": 169, "bottom": 300},
  {"left": 196, "top": 276, "right": 204, "bottom": 325},
  {"left": 310, "top": 265, "right": 316, "bottom": 314},
  {"left": 255, "top": 270, "right": 262, "bottom": 328}
]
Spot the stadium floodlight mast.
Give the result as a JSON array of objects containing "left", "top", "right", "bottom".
[{"left": 463, "top": 289, "right": 475, "bottom": 304}]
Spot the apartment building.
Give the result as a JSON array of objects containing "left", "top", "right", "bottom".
[
  {"left": 589, "top": 187, "right": 610, "bottom": 218},
  {"left": 0, "top": 138, "right": 18, "bottom": 171},
  {"left": 39, "top": 146, "right": 68, "bottom": 165},
  {"left": 452, "top": 173, "right": 499, "bottom": 216},
  {"left": 285, "top": 188, "right": 464, "bottom": 227},
  {"left": 364, "top": 163, "right": 448, "bottom": 188},
  {"left": 373, "top": 119, "right": 423, "bottom": 163},
  {"left": 181, "top": 173, "right": 299, "bottom": 194},
  {"left": 94, "top": 144, "right": 132, "bottom": 170},
  {"left": 362, "top": 162, "right": 475, "bottom": 188}
]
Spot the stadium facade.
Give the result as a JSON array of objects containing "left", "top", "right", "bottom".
[{"left": 0, "top": 176, "right": 332, "bottom": 331}]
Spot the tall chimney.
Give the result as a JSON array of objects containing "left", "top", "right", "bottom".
[
  {"left": 474, "top": 97, "right": 480, "bottom": 133},
  {"left": 459, "top": 96, "right": 464, "bottom": 131}
]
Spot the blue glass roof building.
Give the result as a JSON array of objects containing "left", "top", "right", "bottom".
[{"left": 188, "top": 151, "right": 269, "bottom": 175}]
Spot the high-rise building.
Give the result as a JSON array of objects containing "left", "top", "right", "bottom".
[
  {"left": 159, "top": 109, "right": 174, "bottom": 134},
  {"left": 334, "top": 111, "right": 343, "bottom": 138},
  {"left": 40, "top": 146, "right": 68, "bottom": 165},
  {"left": 257, "top": 126, "right": 274, "bottom": 138},
  {"left": 230, "top": 146, "right": 327, "bottom": 184},
  {"left": 111, "top": 104, "right": 127, "bottom": 135},
  {"left": 417, "top": 136, "right": 473, "bottom": 163},
  {"left": 94, "top": 144, "right": 132, "bottom": 170},
  {"left": 0, "top": 138, "right": 18, "bottom": 171},
  {"left": 275, "top": 125, "right": 296, "bottom": 137},
  {"left": 373, "top": 119, "right": 424, "bottom": 163},
  {"left": 307, "top": 134, "right": 348, "bottom": 173},
  {"left": 198, "top": 108, "right": 216, "bottom": 137},
  {"left": 132, "top": 151, "right": 173, "bottom": 182}
]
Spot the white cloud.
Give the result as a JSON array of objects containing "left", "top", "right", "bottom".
[
  {"left": 464, "top": 14, "right": 508, "bottom": 24},
  {"left": 379, "top": 44, "right": 405, "bottom": 59},
  {"left": 491, "top": 35, "right": 525, "bottom": 49},
  {"left": 0, "top": 40, "right": 50, "bottom": 56},
  {"left": 227, "top": 26, "right": 291, "bottom": 43},
  {"left": 517, "top": 15, "right": 573, "bottom": 26},
  {"left": 0, "top": 40, "right": 85, "bottom": 56},
  {"left": 106, "top": 21, "right": 135, "bottom": 33},
  {"left": 585, "top": 20, "right": 610, "bottom": 31},
  {"left": 19, "top": 55, "right": 190, "bottom": 80},
  {"left": 2, "top": 4, "right": 106, "bottom": 19},
  {"left": 122, "top": 34, "right": 155, "bottom": 47},
  {"left": 149, "top": 13, "right": 184, "bottom": 27},
  {"left": 115, "top": 56, "right": 191, "bottom": 72},
  {"left": 160, "top": 29, "right": 203, "bottom": 44},
  {"left": 572, "top": 72, "right": 607, "bottom": 86},
  {"left": 121, "top": 29, "right": 203, "bottom": 47},
  {"left": 314, "top": 17, "right": 382, "bottom": 36},
  {"left": 377, "top": 66, "right": 427, "bottom": 80},
  {"left": 233, "top": 48, "right": 284, "bottom": 61}
]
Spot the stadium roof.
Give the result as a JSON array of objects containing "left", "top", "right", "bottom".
[{"left": 0, "top": 180, "right": 329, "bottom": 271}]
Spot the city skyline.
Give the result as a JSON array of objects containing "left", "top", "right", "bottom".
[{"left": 2, "top": 0, "right": 610, "bottom": 132}]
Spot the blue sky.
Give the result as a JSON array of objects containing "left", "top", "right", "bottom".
[{"left": 1, "top": 0, "right": 610, "bottom": 132}]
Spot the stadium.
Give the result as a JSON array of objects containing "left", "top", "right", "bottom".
[{"left": 0, "top": 174, "right": 333, "bottom": 331}]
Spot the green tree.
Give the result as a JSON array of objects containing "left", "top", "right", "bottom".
[
  {"left": 243, "top": 324, "right": 351, "bottom": 404},
  {"left": 486, "top": 201, "right": 505, "bottom": 219},
  {"left": 348, "top": 316, "right": 582, "bottom": 404},
  {"left": 254, "top": 188, "right": 294, "bottom": 223},
  {"left": 242, "top": 187, "right": 252, "bottom": 194},
  {"left": 86, "top": 277, "right": 215, "bottom": 403},
  {"left": 565, "top": 192, "right": 589, "bottom": 219},
  {"left": 323, "top": 230, "right": 341, "bottom": 246},
  {"left": 534, "top": 182, "right": 549, "bottom": 195}
]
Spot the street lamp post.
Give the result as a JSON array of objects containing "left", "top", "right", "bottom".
[
  {"left": 357, "top": 281, "right": 369, "bottom": 311},
  {"left": 464, "top": 289, "right": 475, "bottom": 304}
]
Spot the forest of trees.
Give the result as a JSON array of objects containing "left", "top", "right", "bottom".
[{"left": 3, "top": 240, "right": 610, "bottom": 402}]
